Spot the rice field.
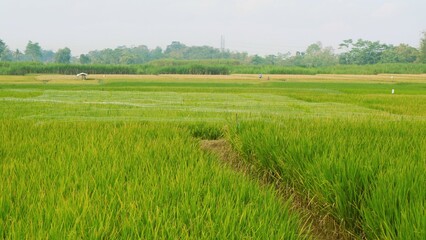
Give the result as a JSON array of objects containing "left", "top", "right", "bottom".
[{"left": 0, "top": 74, "right": 425, "bottom": 239}]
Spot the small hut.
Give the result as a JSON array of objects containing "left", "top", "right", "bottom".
[{"left": 76, "top": 73, "right": 88, "bottom": 80}]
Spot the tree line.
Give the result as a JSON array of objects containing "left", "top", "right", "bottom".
[{"left": 1, "top": 33, "right": 425, "bottom": 66}]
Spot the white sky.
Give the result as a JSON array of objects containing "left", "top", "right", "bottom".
[{"left": 1, "top": 0, "right": 425, "bottom": 56}]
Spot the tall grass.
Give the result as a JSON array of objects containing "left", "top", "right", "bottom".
[
  {"left": 0, "top": 62, "right": 138, "bottom": 75},
  {"left": 231, "top": 63, "right": 426, "bottom": 75},
  {"left": 227, "top": 118, "right": 426, "bottom": 239},
  {"left": 137, "top": 64, "right": 230, "bottom": 75},
  {"left": 0, "top": 62, "right": 230, "bottom": 75},
  {"left": 0, "top": 120, "right": 307, "bottom": 239},
  {"left": 1, "top": 61, "right": 426, "bottom": 75}
]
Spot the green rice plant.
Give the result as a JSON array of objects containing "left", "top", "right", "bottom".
[
  {"left": 362, "top": 160, "right": 425, "bottom": 239},
  {"left": 0, "top": 120, "right": 307, "bottom": 239},
  {"left": 227, "top": 118, "right": 426, "bottom": 238},
  {"left": 187, "top": 122, "right": 224, "bottom": 140},
  {"left": 0, "top": 73, "right": 424, "bottom": 239}
]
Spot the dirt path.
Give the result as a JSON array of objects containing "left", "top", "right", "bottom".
[{"left": 201, "top": 139, "right": 356, "bottom": 240}]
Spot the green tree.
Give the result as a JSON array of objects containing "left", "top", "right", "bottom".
[
  {"left": 264, "top": 55, "right": 278, "bottom": 65},
  {"left": 338, "top": 39, "right": 354, "bottom": 64},
  {"left": 150, "top": 47, "right": 163, "bottom": 60},
  {"left": 184, "top": 46, "right": 224, "bottom": 59},
  {"left": 119, "top": 53, "right": 137, "bottom": 64},
  {"left": 42, "top": 50, "right": 55, "bottom": 62},
  {"left": 79, "top": 54, "right": 91, "bottom": 64},
  {"left": 303, "top": 42, "right": 337, "bottom": 67},
  {"left": 289, "top": 51, "right": 305, "bottom": 66},
  {"left": 0, "top": 39, "right": 6, "bottom": 61},
  {"left": 54, "top": 47, "right": 71, "bottom": 64},
  {"left": 165, "top": 41, "right": 187, "bottom": 59},
  {"left": 13, "top": 49, "right": 24, "bottom": 61},
  {"left": 381, "top": 44, "right": 419, "bottom": 63},
  {"left": 339, "top": 39, "right": 390, "bottom": 64},
  {"left": 88, "top": 48, "right": 117, "bottom": 64},
  {"left": 250, "top": 55, "right": 265, "bottom": 65},
  {"left": 25, "top": 41, "right": 42, "bottom": 62},
  {"left": 129, "top": 45, "right": 150, "bottom": 63},
  {"left": 0, "top": 39, "right": 13, "bottom": 61},
  {"left": 275, "top": 52, "right": 291, "bottom": 65},
  {"left": 305, "top": 42, "right": 321, "bottom": 55},
  {"left": 286, "top": 42, "right": 337, "bottom": 67},
  {"left": 419, "top": 31, "right": 426, "bottom": 63}
]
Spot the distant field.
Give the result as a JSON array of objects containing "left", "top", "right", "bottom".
[{"left": 1, "top": 74, "right": 425, "bottom": 239}]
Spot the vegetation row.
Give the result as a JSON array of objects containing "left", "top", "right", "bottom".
[
  {"left": 1, "top": 33, "right": 426, "bottom": 66},
  {"left": 1, "top": 61, "right": 426, "bottom": 75}
]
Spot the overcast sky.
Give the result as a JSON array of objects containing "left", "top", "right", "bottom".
[{"left": 1, "top": 0, "right": 425, "bottom": 56}]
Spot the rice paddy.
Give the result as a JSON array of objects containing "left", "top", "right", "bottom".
[{"left": 0, "top": 74, "right": 425, "bottom": 239}]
